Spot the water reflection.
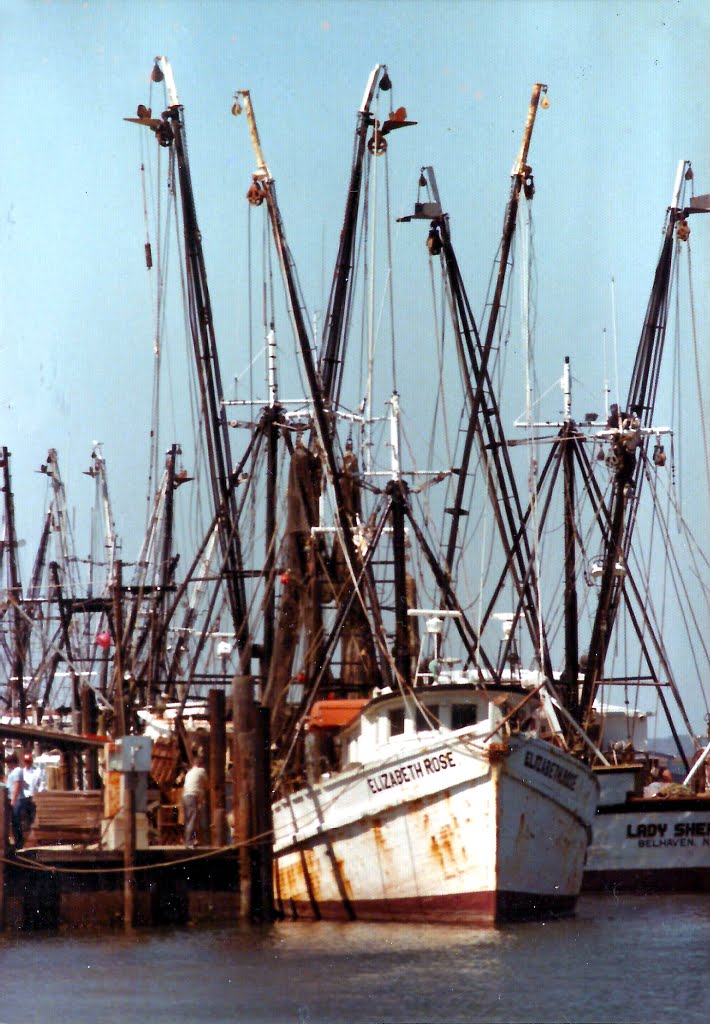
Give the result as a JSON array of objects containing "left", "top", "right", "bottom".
[{"left": 1, "top": 895, "right": 709, "bottom": 1023}]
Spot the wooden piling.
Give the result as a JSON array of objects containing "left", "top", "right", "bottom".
[
  {"left": 123, "top": 771, "right": 136, "bottom": 931},
  {"left": 81, "top": 684, "right": 101, "bottom": 790},
  {"left": 232, "top": 675, "right": 255, "bottom": 919},
  {"left": 112, "top": 560, "right": 127, "bottom": 737},
  {"left": 231, "top": 676, "right": 275, "bottom": 922},
  {"left": 254, "top": 706, "right": 275, "bottom": 921},
  {"left": 0, "top": 786, "right": 7, "bottom": 931},
  {"left": 209, "top": 688, "right": 226, "bottom": 847}
]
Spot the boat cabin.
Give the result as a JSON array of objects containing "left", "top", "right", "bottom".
[{"left": 305, "top": 670, "right": 546, "bottom": 780}]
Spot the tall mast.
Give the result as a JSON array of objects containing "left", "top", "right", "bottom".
[
  {"left": 560, "top": 358, "right": 579, "bottom": 718},
  {"left": 318, "top": 65, "right": 406, "bottom": 409},
  {"left": 486, "top": 84, "right": 548, "bottom": 363},
  {"left": 1, "top": 447, "right": 26, "bottom": 720},
  {"left": 148, "top": 443, "right": 178, "bottom": 702},
  {"left": 579, "top": 161, "right": 707, "bottom": 726},
  {"left": 86, "top": 444, "right": 117, "bottom": 588},
  {"left": 127, "top": 57, "right": 249, "bottom": 651},
  {"left": 234, "top": 87, "right": 384, "bottom": 692},
  {"left": 401, "top": 113, "right": 552, "bottom": 677},
  {"left": 386, "top": 392, "right": 412, "bottom": 686}
]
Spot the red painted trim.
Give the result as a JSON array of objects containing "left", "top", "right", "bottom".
[{"left": 282, "top": 889, "right": 577, "bottom": 925}]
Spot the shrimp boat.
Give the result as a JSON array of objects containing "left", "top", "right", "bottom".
[
  {"left": 261, "top": 78, "right": 599, "bottom": 923},
  {"left": 462, "top": 149, "right": 710, "bottom": 894},
  {"left": 33, "top": 56, "right": 701, "bottom": 925},
  {"left": 544, "top": 168, "right": 710, "bottom": 894},
  {"left": 273, "top": 655, "right": 598, "bottom": 923},
  {"left": 0, "top": 63, "right": 601, "bottom": 928}
]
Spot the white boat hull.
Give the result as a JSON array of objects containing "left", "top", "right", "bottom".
[
  {"left": 584, "top": 774, "right": 710, "bottom": 892},
  {"left": 273, "top": 732, "right": 598, "bottom": 923}
]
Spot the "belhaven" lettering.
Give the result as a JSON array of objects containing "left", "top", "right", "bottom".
[
  {"left": 523, "top": 750, "right": 578, "bottom": 791},
  {"left": 367, "top": 751, "right": 456, "bottom": 795}
]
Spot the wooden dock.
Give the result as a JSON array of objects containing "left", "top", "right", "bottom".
[
  {"left": 1, "top": 843, "right": 240, "bottom": 931},
  {"left": 0, "top": 680, "right": 273, "bottom": 931}
]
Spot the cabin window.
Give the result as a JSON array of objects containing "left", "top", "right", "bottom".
[
  {"left": 388, "top": 707, "right": 405, "bottom": 736},
  {"left": 451, "top": 703, "right": 477, "bottom": 730},
  {"left": 416, "top": 704, "right": 439, "bottom": 731}
]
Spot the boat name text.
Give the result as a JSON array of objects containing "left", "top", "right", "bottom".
[
  {"left": 367, "top": 752, "right": 456, "bottom": 795},
  {"left": 523, "top": 751, "right": 578, "bottom": 791},
  {"left": 626, "top": 821, "right": 710, "bottom": 847}
]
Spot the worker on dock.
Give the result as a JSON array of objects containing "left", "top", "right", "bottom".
[
  {"left": 10, "top": 751, "right": 45, "bottom": 850},
  {"left": 182, "top": 753, "right": 209, "bottom": 848},
  {"left": 5, "top": 753, "right": 22, "bottom": 847}
]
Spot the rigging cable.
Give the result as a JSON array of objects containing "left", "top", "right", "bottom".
[
  {"left": 383, "top": 147, "right": 397, "bottom": 393},
  {"left": 686, "top": 240, "right": 710, "bottom": 510},
  {"left": 641, "top": 456, "right": 710, "bottom": 715},
  {"left": 520, "top": 194, "right": 545, "bottom": 675}
]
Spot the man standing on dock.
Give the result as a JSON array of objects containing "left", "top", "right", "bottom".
[
  {"left": 10, "top": 751, "right": 44, "bottom": 849},
  {"left": 5, "top": 753, "right": 22, "bottom": 847},
  {"left": 182, "top": 753, "right": 209, "bottom": 848}
]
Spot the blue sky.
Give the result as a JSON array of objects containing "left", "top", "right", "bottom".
[{"left": 1, "top": 0, "right": 709, "bottom": 727}]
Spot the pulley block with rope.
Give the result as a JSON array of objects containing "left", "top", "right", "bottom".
[
  {"left": 157, "top": 122, "right": 174, "bottom": 148},
  {"left": 426, "top": 224, "right": 443, "bottom": 256},
  {"left": 123, "top": 105, "right": 173, "bottom": 149},
  {"left": 368, "top": 129, "right": 387, "bottom": 156},
  {"left": 522, "top": 164, "right": 535, "bottom": 200},
  {"left": 246, "top": 180, "right": 265, "bottom": 206}
]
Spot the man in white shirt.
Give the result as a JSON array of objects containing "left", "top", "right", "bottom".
[
  {"left": 12, "top": 751, "right": 45, "bottom": 849},
  {"left": 5, "top": 752, "right": 23, "bottom": 847},
  {"left": 182, "top": 754, "right": 209, "bottom": 847}
]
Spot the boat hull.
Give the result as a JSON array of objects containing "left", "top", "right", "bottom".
[
  {"left": 273, "top": 733, "right": 598, "bottom": 924},
  {"left": 584, "top": 793, "right": 710, "bottom": 893}
]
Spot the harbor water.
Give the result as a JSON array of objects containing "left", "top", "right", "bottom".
[{"left": 0, "top": 893, "right": 708, "bottom": 1023}]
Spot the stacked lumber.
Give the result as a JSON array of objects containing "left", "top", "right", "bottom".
[
  {"left": 151, "top": 737, "right": 180, "bottom": 789},
  {"left": 25, "top": 790, "right": 103, "bottom": 846}
]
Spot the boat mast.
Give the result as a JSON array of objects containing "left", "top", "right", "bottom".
[
  {"left": 579, "top": 160, "right": 707, "bottom": 730},
  {"left": 387, "top": 392, "right": 413, "bottom": 685},
  {"left": 1, "top": 447, "right": 26, "bottom": 720},
  {"left": 560, "top": 357, "right": 579, "bottom": 718},
  {"left": 232, "top": 90, "right": 291, "bottom": 687},
  {"left": 127, "top": 57, "right": 249, "bottom": 652},
  {"left": 86, "top": 444, "right": 117, "bottom": 587},
  {"left": 318, "top": 65, "right": 396, "bottom": 410},
  {"left": 147, "top": 442, "right": 178, "bottom": 703},
  {"left": 402, "top": 104, "right": 553, "bottom": 677},
  {"left": 234, "top": 87, "right": 386, "bottom": 694}
]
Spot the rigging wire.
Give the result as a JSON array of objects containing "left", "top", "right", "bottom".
[
  {"left": 366, "top": 97, "right": 381, "bottom": 419},
  {"left": 686, "top": 241, "right": 710, "bottom": 510},
  {"left": 383, "top": 148, "right": 397, "bottom": 393},
  {"left": 638, "top": 456, "right": 710, "bottom": 715},
  {"left": 520, "top": 195, "right": 545, "bottom": 674}
]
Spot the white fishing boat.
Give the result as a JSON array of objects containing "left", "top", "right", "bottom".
[
  {"left": 245, "top": 76, "right": 599, "bottom": 923},
  {"left": 488, "top": 159, "right": 710, "bottom": 894},
  {"left": 273, "top": 663, "right": 599, "bottom": 923},
  {"left": 584, "top": 763, "right": 710, "bottom": 892}
]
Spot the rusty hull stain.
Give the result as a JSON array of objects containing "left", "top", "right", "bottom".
[
  {"left": 430, "top": 821, "right": 463, "bottom": 879},
  {"left": 333, "top": 855, "right": 353, "bottom": 900},
  {"left": 302, "top": 847, "right": 323, "bottom": 902}
]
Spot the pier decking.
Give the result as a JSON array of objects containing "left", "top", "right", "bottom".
[{"left": 1, "top": 843, "right": 239, "bottom": 931}]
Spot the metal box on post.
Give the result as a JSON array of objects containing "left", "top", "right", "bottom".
[{"left": 102, "top": 736, "right": 153, "bottom": 849}]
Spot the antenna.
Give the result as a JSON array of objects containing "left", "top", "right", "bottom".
[
  {"left": 602, "top": 326, "right": 610, "bottom": 420},
  {"left": 610, "top": 276, "right": 621, "bottom": 424}
]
